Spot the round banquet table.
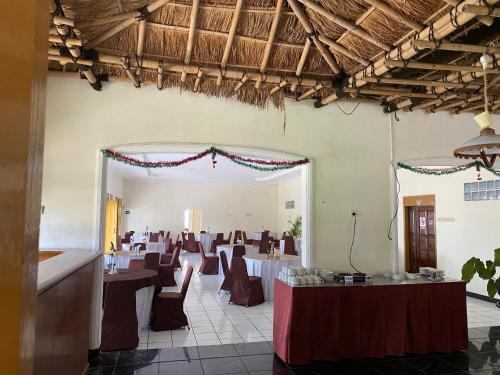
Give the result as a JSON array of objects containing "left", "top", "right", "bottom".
[
  {"left": 216, "top": 244, "right": 259, "bottom": 275},
  {"left": 102, "top": 269, "right": 160, "bottom": 351},
  {"left": 244, "top": 254, "right": 300, "bottom": 301},
  {"left": 122, "top": 242, "right": 164, "bottom": 252},
  {"left": 196, "top": 233, "right": 218, "bottom": 253}
]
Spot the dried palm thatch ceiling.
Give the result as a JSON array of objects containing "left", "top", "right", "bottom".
[{"left": 48, "top": 0, "right": 500, "bottom": 114}]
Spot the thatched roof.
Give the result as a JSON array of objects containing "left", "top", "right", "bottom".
[{"left": 48, "top": 0, "right": 500, "bottom": 114}]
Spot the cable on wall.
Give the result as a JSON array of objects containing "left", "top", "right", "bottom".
[
  {"left": 349, "top": 214, "right": 362, "bottom": 273},
  {"left": 387, "top": 162, "right": 400, "bottom": 240}
]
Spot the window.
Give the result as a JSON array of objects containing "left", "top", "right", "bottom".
[{"left": 464, "top": 180, "right": 500, "bottom": 201}]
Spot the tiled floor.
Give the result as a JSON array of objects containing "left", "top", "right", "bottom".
[
  {"left": 92, "top": 327, "right": 500, "bottom": 374},
  {"left": 139, "top": 252, "right": 500, "bottom": 349}
]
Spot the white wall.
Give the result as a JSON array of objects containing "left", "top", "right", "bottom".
[
  {"left": 106, "top": 165, "right": 124, "bottom": 198},
  {"left": 40, "top": 75, "right": 393, "bottom": 273},
  {"left": 397, "top": 168, "right": 500, "bottom": 295},
  {"left": 278, "top": 178, "right": 301, "bottom": 235},
  {"left": 121, "top": 178, "right": 279, "bottom": 237}
]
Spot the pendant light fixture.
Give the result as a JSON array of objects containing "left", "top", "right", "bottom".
[{"left": 454, "top": 54, "right": 500, "bottom": 168}]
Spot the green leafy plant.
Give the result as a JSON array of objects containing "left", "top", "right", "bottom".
[
  {"left": 286, "top": 216, "right": 302, "bottom": 238},
  {"left": 461, "top": 248, "right": 500, "bottom": 298}
]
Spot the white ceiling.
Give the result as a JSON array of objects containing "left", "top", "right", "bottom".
[{"left": 108, "top": 152, "right": 301, "bottom": 183}]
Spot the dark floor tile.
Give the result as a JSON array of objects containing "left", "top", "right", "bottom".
[
  {"left": 233, "top": 342, "right": 274, "bottom": 356},
  {"left": 404, "top": 356, "right": 465, "bottom": 374},
  {"left": 363, "top": 359, "right": 422, "bottom": 375},
  {"left": 332, "top": 362, "right": 383, "bottom": 375},
  {"left": 89, "top": 366, "right": 115, "bottom": 375},
  {"left": 116, "top": 350, "right": 161, "bottom": 367},
  {"left": 471, "top": 339, "right": 500, "bottom": 353},
  {"left": 113, "top": 363, "right": 159, "bottom": 375},
  {"left": 197, "top": 344, "right": 238, "bottom": 359},
  {"left": 445, "top": 353, "right": 494, "bottom": 372},
  {"left": 201, "top": 357, "right": 248, "bottom": 375},
  {"left": 158, "top": 346, "right": 199, "bottom": 362},
  {"left": 474, "top": 352, "right": 500, "bottom": 368},
  {"left": 290, "top": 364, "right": 341, "bottom": 375},
  {"left": 158, "top": 359, "right": 204, "bottom": 375},
  {"left": 241, "top": 354, "right": 279, "bottom": 372},
  {"left": 101, "top": 351, "right": 120, "bottom": 367}
]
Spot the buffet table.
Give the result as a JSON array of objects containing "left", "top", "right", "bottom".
[
  {"left": 216, "top": 244, "right": 258, "bottom": 275},
  {"left": 273, "top": 277, "right": 467, "bottom": 365},
  {"left": 245, "top": 254, "right": 300, "bottom": 300},
  {"left": 101, "top": 269, "right": 160, "bottom": 351}
]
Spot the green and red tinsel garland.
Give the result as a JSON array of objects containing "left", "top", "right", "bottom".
[
  {"left": 397, "top": 161, "right": 500, "bottom": 178},
  {"left": 102, "top": 147, "right": 309, "bottom": 172}
]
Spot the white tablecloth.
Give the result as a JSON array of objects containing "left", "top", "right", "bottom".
[
  {"left": 103, "top": 251, "right": 147, "bottom": 269},
  {"left": 136, "top": 286, "right": 155, "bottom": 332},
  {"left": 253, "top": 232, "right": 277, "bottom": 240},
  {"left": 195, "top": 233, "right": 218, "bottom": 253},
  {"left": 122, "top": 242, "right": 164, "bottom": 252},
  {"left": 216, "top": 244, "right": 259, "bottom": 275},
  {"left": 131, "top": 234, "right": 149, "bottom": 243},
  {"left": 244, "top": 254, "right": 301, "bottom": 300}
]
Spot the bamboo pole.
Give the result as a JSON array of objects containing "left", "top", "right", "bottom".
[
  {"left": 363, "top": 0, "right": 423, "bottom": 31},
  {"left": 344, "top": 87, "right": 442, "bottom": 99},
  {"left": 52, "top": 15, "right": 74, "bottom": 27},
  {"left": 257, "top": 0, "right": 283, "bottom": 89},
  {"left": 464, "top": 4, "right": 500, "bottom": 17},
  {"left": 136, "top": 19, "right": 146, "bottom": 76},
  {"left": 269, "top": 79, "right": 288, "bottom": 95},
  {"left": 115, "top": 0, "right": 125, "bottom": 13},
  {"left": 157, "top": 62, "right": 164, "bottom": 89},
  {"left": 411, "top": 40, "right": 500, "bottom": 54},
  {"left": 297, "top": 0, "right": 391, "bottom": 51},
  {"left": 297, "top": 84, "right": 323, "bottom": 100},
  {"left": 295, "top": 39, "right": 312, "bottom": 78},
  {"left": 458, "top": 98, "right": 500, "bottom": 113},
  {"left": 120, "top": 57, "right": 140, "bottom": 87},
  {"left": 362, "top": 76, "right": 480, "bottom": 89},
  {"left": 217, "top": 0, "right": 244, "bottom": 86},
  {"left": 49, "top": 35, "right": 82, "bottom": 46},
  {"left": 318, "top": 35, "right": 369, "bottom": 66},
  {"left": 48, "top": 53, "right": 93, "bottom": 66},
  {"left": 86, "top": 0, "right": 171, "bottom": 48},
  {"left": 286, "top": 0, "right": 340, "bottom": 74},
  {"left": 335, "top": 6, "right": 375, "bottom": 45},
  {"left": 183, "top": 0, "right": 200, "bottom": 82},
  {"left": 384, "top": 59, "right": 499, "bottom": 73},
  {"left": 444, "top": 0, "right": 494, "bottom": 25},
  {"left": 411, "top": 94, "right": 458, "bottom": 110},
  {"left": 234, "top": 74, "right": 248, "bottom": 92},
  {"left": 320, "top": 0, "right": 500, "bottom": 106},
  {"left": 462, "top": 4, "right": 497, "bottom": 24},
  {"left": 193, "top": 69, "right": 203, "bottom": 92}
]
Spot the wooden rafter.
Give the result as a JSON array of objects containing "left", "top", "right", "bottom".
[
  {"left": 297, "top": 84, "right": 323, "bottom": 100},
  {"left": 385, "top": 60, "right": 499, "bottom": 73},
  {"left": 256, "top": 0, "right": 284, "bottom": 89},
  {"left": 120, "top": 57, "right": 140, "bottom": 87},
  {"left": 363, "top": 0, "right": 423, "bottom": 31},
  {"left": 86, "top": 0, "right": 171, "bottom": 48},
  {"left": 444, "top": 0, "right": 494, "bottom": 25},
  {"left": 217, "top": 0, "right": 244, "bottom": 86},
  {"left": 286, "top": 0, "right": 340, "bottom": 74},
  {"left": 269, "top": 79, "right": 288, "bottom": 95},
  {"left": 157, "top": 62, "right": 164, "bottom": 89},
  {"left": 464, "top": 4, "right": 500, "bottom": 18},
  {"left": 411, "top": 40, "right": 500, "bottom": 54},
  {"left": 182, "top": 0, "right": 200, "bottom": 82},
  {"left": 362, "top": 76, "right": 481, "bottom": 89},
  {"left": 135, "top": 19, "right": 146, "bottom": 77},
  {"left": 318, "top": 35, "right": 369, "bottom": 66},
  {"left": 297, "top": 0, "right": 391, "bottom": 51},
  {"left": 291, "top": 39, "right": 312, "bottom": 92}
]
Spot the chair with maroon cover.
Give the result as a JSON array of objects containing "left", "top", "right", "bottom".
[
  {"left": 181, "top": 232, "right": 188, "bottom": 250},
  {"left": 233, "top": 230, "right": 242, "bottom": 244},
  {"left": 222, "top": 231, "right": 232, "bottom": 245},
  {"left": 128, "top": 252, "right": 160, "bottom": 271},
  {"left": 117, "top": 236, "right": 123, "bottom": 251},
  {"left": 186, "top": 232, "right": 197, "bottom": 253},
  {"left": 242, "top": 231, "right": 253, "bottom": 245},
  {"left": 210, "top": 236, "right": 224, "bottom": 254},
  {"left": 150, "top": 232, "right": 160, "bottom": 242},
  {"left": 161, "top": 242, "right": 181, "bottom": 269},
  {"left": 159, "top": 247, "right": 180, "bottom": 287},
  {"left": 273, "top": 239, "right": 281, "bottom": 250},
  {"left": 134, "top": 243, "right": 146, "bottom": 251},
  {"left": 198, "top": 242, "right": 219, "bottom": 275},
  {"left": 258, "top": 234, "right": 271, "bottom": 254},
  {"left": 283, "top": 237, "right": 298, "bottom": 255},
  {"left": 164, "top": 238, "right": 173, "bottom": 254},
  {"left": 232, "top": 245, "right": 246, "bottom": 258},
  {"left": 151, "top": 266, "right": 193, "bottom": 331},
  {"left": 123, "top": 232, "right": 131, "bottom": 244},
  {"left": 229, "top": 257, "right": 264, "bottom": 307},
  {"left": 159, "top": 230, "right": 165, "bottom": 237},
  {"left": 218, "top": 251, "right": 233, "bottom": 294}
]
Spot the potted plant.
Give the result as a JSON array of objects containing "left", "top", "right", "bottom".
[
  {"left": 286, "top": 216, "right": 302, "bottom": 238},
  {"left": 461, "top": 248, "right": 500, "bottom": 300}
]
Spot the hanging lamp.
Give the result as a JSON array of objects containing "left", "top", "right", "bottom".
[{"left": 454, "top": 54, "right": 500, "bottom": 168}]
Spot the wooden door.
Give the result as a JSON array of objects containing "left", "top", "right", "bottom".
[
  {"left": 104, "top": 198, "right": 118, "bottom": 254},
  {"left": 408, "top": 205, "right": 436, "bottom": 273}
]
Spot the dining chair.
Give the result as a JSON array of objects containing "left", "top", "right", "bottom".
[
  {"left": 161, "top": 242, "right": 181, "bottom": 269},
  {"left": 273, "top": 239, "right": 281, "bottom": 249},
  {"left": 116, "top": 236, "right": 123, "bottom": 251},
  {"left": 123, "top": 232, "right": 131, "bottom": 244},
  {"left": 283, "top": 237, "right": 298, "bottom": 255},
  {"left": 151, "top": 266, "right": 193, "bottom": 331},
  {"left": 222, "top": 231, "right": 232, "bottom": 245},
  {"left": 149, "top": 232, "right": 160, "bottom": 242},
  {"left": 181, "top": 232, "right": 187, "bottom": 250},
  {"left": 233, "top": 230, "right": 242, "bottom": 244},
  {"left": 163, "top": 238, "right": 172, "bottom": 254},
  {"left": 128, "top": 252, "right": 160, "bottom": 271},
  {"left": 159, "top": 247, "right": 180, "bottom": 287},
  {"left": 187, "top": 232, "right": 197, "bottom": 253},
  {"left": 218, "top": 251, "right": 233, "bottom": 294},
  {"left": 210, "top": 238, "right": 224, "bottom": 254},
  {"left": 232, "top": 245, "right": 246, "bottom": 258},
  {"left": 199, "top": 242, "right": 219, "bottom": 275},
  {"left": 229, "top": 257, "right": 264, "bottom": 307},
  {"left": 159, "top": 230, "right": 165, "bottom": 237},
  {"left": 258, "top": 235, "right": 271, "bottom": 254},
  {"left": 282, "top": 232, "right": 287, "bottom": 240}
]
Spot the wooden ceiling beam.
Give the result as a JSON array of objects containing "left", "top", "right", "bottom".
[
  {"left": 234, "top": 74, "right": 248, "bottom": 92},
  {"left": 286, "top": 0, "right": 340, "bottom": 74},
  {"left": 135, "top": 19, "right": 146, "bottom": 77},
  {"left": 86, "top": 0, "right": 171, "bottom": 48},
  {"left": 217, "top": 0, "right": 244, "bottom": 86},
  {"left": 193, "top": 69, "right": 203, "bottom": 92},
  {"left": 335, "top": 6, "right": 375, "bottom": 45},
  {"left": 49, "top": 35, "right": 82, "bottom": 46},
  {"left": 460, "top": 3, "right": 495, "bottom": 25},
  {"left": 291, "top": 39, "right": 312, "bottom": 92},
  {"left": 362, "top": 76, "right": 481, "bottom": 89},
  {"left": 318, "top": 35, "right": 369, "bottom": 65},
  {"left": 411, "top": 94, "right": 459, "bottom": 110},
  {"left": 256, "top": 0, "right": 284, "bottom": 89},
  {"left": 362, "top": 0, "right": 423, "bottom": 31},
  {"left": 157, "top": 62, "right": 164, "bottom": 89},
  {"left": 385, "top": 59, "right": 499, "bottom": 73},
  {"left": 120, "top": 57, "right": 140, "bottom": 87},
  {"left": 457, "top": 98, "right": 500, "bottom": 113},
  {"left": 297, "top": 83, "right": 323, "bottom": 100},
  {"left": 411, "top": 40, "right": 500, "bottom": 54},
  {"left": 182, "top": 0, "right": 200, "bottom": 82},
  {"left": 269, "top": 79, "right": 288, "bottom": 95},
  {"left": 320, "top": 0, "right": 500, "bottom": 107},
  {"left": 297, "top": 0, "right": 391, "bottom": 51}
]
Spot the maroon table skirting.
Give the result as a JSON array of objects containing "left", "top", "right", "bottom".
[
  {"left": 101, "top": 269, "right": 160, "bottom": 351},
  {"left": 273, "top": 279, "right": 468, "bottom": 365}
]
